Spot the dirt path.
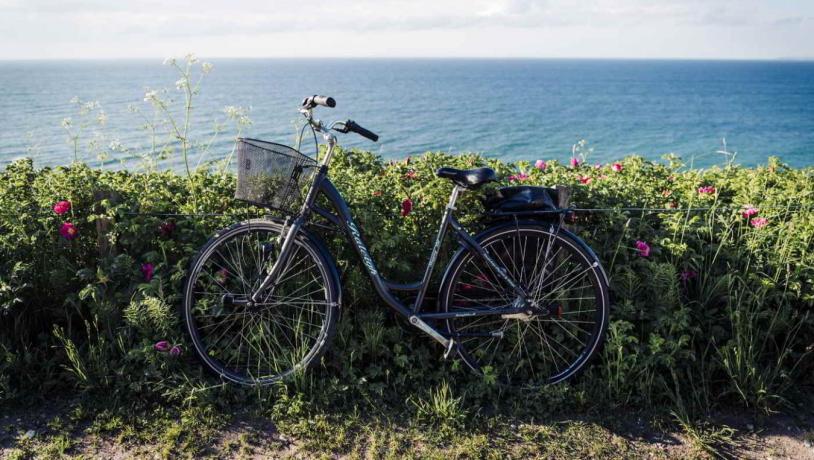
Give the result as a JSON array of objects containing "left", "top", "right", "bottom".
[{"left": 2, "top": 405, "right": 813, "bottom": 459}]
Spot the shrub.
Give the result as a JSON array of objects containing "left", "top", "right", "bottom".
[{"left": 0, "top": 150, "right": 812, "bottom": 420}]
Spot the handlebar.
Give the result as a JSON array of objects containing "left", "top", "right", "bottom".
[
  {"left": 301, "top": 95, "right": 336, "bottom": 109},
  {"left": 300, "top": 95, "right": 379, "bottom": 143},
  {"left": 343, "top": 120, "right": 379, "bottom": 142}
]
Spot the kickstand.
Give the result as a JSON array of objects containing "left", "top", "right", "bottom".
[{"left": 443, "top": 339, "right": 456, "bottom": 359}]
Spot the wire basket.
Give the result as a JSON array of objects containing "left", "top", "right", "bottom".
[{"left": 234, "top": 138, "right": 317, "bottom": 213}]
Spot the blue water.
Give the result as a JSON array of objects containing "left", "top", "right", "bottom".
[{"left": 1, "top": 59, "right": 813, "bottom": 170}]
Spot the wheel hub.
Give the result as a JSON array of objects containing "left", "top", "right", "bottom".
[
  {"left": 222, "top": 294, "right": 254, "bottom": 309},
  {"left": 500, "top": 296, "right": 549, "bottom": 321}
]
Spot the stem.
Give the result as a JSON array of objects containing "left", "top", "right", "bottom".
[
  {"left": 182, "top": 77, "right": 192, "bottom": 179},
  {"left": 219, "top": 125, "right": 243, "bottom": 176}
]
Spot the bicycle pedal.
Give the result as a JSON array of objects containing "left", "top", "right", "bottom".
[{"left": 443, "top": 339, "right": 456, "bottom": 360}]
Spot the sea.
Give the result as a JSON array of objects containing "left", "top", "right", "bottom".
[{"left": 1, "top": 58, "right": 813, "bottom": 171}]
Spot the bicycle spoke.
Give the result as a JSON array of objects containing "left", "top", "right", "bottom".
[
  {"left": 445, "top": 227, "right": 606, "bottom": 386},
  {"left": 186, "top": 223, "right": 334, "bottom": 385}
]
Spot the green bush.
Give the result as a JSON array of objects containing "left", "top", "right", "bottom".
[{"left": 0, "top": 150, "right": 812, "bottom": 420}]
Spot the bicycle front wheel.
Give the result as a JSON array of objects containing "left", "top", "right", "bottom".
[
  {"left": 183, "top": 219, "right": 339, "bottom": 385},
  {"left": 439, "top": 223, "right": 609, "bottom": 387}
]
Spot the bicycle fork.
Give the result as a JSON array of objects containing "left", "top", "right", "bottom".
[
  {"left": 250, "top": 144, "right": 334, "bottom": 303},
  {"left": 249, "top": 216, "right": 303, "bottom": 303}
]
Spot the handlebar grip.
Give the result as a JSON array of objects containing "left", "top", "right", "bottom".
[
  {"left": 345, "top": 120, "right": 379, "bottom": 142},
  {"left": 302, "top": 95, "right": 336, "bottom": 109}
]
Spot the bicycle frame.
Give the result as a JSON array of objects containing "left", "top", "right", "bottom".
[{"left": 250, "top": 115, "right": 534, "bottom": 350}]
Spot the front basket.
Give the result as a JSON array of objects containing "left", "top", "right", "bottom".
[{"left": 234, "top": 138, "right": 317, "bottom": 213}]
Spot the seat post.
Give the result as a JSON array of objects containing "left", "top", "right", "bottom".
[{"left": 447, "top": 185, "right": 462, "bottom": 210}]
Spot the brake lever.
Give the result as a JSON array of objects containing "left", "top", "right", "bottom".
[{"left": 331, "top": 121, "right": 350, "bottom": 134}]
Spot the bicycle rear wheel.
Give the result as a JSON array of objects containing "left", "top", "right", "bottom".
[
  {"left": 183, "top": 219, "right": 339, "bottom": 385},
  {"left": 439, "top": 223, "right": 609, "bottom": 387}
]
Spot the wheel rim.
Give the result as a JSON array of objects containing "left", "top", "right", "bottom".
[
  {"left": 444, "top": 228, "right": 606, "bottom": 387},
  {"left": 186, "top": 224, "right": 333, "bottom": 385}
]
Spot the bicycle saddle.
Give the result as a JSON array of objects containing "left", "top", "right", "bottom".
[{"left": 435, "top": 167, "right": 497, "bottom": 189}]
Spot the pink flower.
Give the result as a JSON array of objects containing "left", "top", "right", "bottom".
[
  {"left": 750, "top": 217, "right": 768, "bottom": 229},
  {"left": 216, "top": 268, "right": 229, "bottom": 283},
  {"left": 169, "top": 345, "right": 182, "bottom": 357},
  {"left": 680, "top": 270, "right": 698, "bottom": 284},
  {"left": 404, "top": 170, "right": 417, "bottom": 180},
  {"left": 509, "top": 172, "right": 529, "bottom": 183},
  {"left": 534, "top": 159, "right": 547, "bottom": 171},
  {"left": 598, "top": 174, "right": 609, "bottom": 180},
  {"left": 662, "top": 189, "right": 673, "bottom": 197},
  {"left": 698, "top": 186, "right": 716, "bottom": 195},
  {"left": 141, "top": 263, "right": 154, "bottom": 282},
  {"left": 635, "top": 240, "right": 651, "bottom": 257},
  {"left": 741, "top": 205, "right": 759, "bottom": 219},
  {"left": 611, "top": 163, "right": 623, "bottom": 172},
  {"left": 53, "top": 200, "right": 71, "bottom": 215},
  {"left": 372, "top": 190, "right": 383, "bottom": 197},
  {"left": 401, "top": 198, "right": 413, "bottom": 217},
  {"left": 159, "top": 220, "right": 176, "bottom": 237},
  {"left": 154, "top": 340, "right": 170, "bottom": 352},
  {"left": 59, "top": 222, "right": 78, "bottom": 240},
  {"left": 594, "top": 163, "right": 602, "bottom": 169},
  {"left": 579, "top": 175, "right": 592, "bottom": 185},
  {"left": 570, "top": 157, "right": 582, "bottom": 168}
]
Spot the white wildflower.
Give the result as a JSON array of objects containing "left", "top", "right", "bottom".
[
  {"left": 175, "top": 78, "right": 188, "bottom": 90},
  {"left": 144, "top": 89, "right": 158, "bottom": 102},
  {"left": 82, "top": 101, "right": 100, "bottom": 113},
  {"left": 97, "top": 110, "right": 108, "bottom": 126},
  {"left": 224, "top": 106, "right": 252, "bottom": 127},
  {"left": 185, "top": 53, "right": 198, "bottom": 64},
  {"left": 163, "top": 57, "right": 176, "bottom": 65},
  {"left": 109, "top": 139, "right": 123, "bottom": 151},
  {"left": 69, "top": 96, "right": 80, "bottom": 104},
  {"left": 61, "top": 117, "right": 72, "bottom": 128},
  {"left": 224, "top": 105, "right": 240, "bottom": 118},
  {"left": 201, "top": 62, "right": 214, "bottom": 74}
]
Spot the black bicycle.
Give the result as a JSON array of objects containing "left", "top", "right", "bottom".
[{"left": 183, "top": 96, "right": 610, "bottom": 388}]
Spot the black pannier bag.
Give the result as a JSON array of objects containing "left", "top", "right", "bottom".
[{"left": 483, "top": 185, "right": 560, "bottom": 213}]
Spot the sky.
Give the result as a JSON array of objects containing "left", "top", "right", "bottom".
[{"left": 1, "top": 0, "right": 813, "bottom": 60}]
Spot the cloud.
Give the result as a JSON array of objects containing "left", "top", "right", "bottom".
[
  {"left": 772, "top": 16, "right": 812, "bottom": 27},
  {"left": 1, "top": 0, "right": 813, "bottom": 58}
]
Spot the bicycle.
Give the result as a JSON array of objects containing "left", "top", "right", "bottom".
[{"left": 183, "top": 95, "right": 610, "bottom": 388}]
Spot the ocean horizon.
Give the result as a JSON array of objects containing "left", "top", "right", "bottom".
[{"left": 1, "top": 58, "right": 813, "bottom": 171}]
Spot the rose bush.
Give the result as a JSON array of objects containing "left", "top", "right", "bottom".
[{"left": 0, "top": 151, "right": 812, "bottom": 420}]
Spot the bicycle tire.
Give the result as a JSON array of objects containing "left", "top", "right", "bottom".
[
  {"left": 183, "top": 219, "right": 340, "bottom": 385},
  {"left": 438, "top": 222, "right": 610, "bottom": 387}
]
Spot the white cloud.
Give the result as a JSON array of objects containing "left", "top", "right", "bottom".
[{"left": 0, "top": 0, "right": 812, "bottom": 58}]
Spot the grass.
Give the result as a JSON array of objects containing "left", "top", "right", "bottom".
[
  {"left": 3, "top": 396, "right": 813, "bottom": 459},
  {"left": 0, "top": 403, "right": 648, "bottom": 459}
]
